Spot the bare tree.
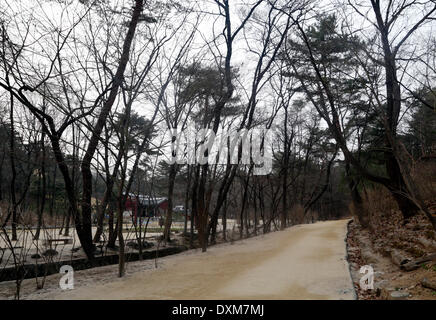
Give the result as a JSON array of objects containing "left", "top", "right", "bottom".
[{"left": 0, "top": 0, "right": 146, "bottom": 261}]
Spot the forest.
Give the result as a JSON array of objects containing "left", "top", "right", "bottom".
[{"left": 0, "top": 0, "right": 435, "bottom": 299}]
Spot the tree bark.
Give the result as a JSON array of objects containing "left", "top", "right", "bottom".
[
  {"left": 79, "top": 0, "right": 144, "bottom": 261},
  {"left": 370, "top": 0, "right": 421, "bottom": 219},
  {"left": 345, "top": 162, "right": 368, "bottom": 228},
  {"left": 34, "top": 123, "right": 47, "bottom": 240},
  {"left": 163, "top": 164, "right": 177, "bottom": 242},
  {"left": 9, "top": 92, "right": 18, "bottom": 241}
]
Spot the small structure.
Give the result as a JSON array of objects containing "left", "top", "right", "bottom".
[{"left": 125, "top": 194, "right": 168, "bottom": 220}]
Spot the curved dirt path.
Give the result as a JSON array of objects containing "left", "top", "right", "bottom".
[{"left": 40, "top": 219, "right": 355, "bottom": 300}]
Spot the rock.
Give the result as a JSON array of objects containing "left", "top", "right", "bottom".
[
  {"left": 391, "top": 249, "right": 410, "bottom": 267},
  {"left": 126, "top": 241, "right": 154, "bottom": 250},
  {"left": 380, "top": 288, "right": 392, "bottom": 299},
  {"left": 414, "top": 223, "right": 429, "bottom": 231},
  {"left": 349, "top": 262, "right": 359, "bottom": 270},
  {"left": 417, "top": 237, "right": 436, "bottom": 251},
  {"left": 405, "top": 223, "right": 415, "bottom": 230},
  {"left": 402, "top": 253, "right": 436, "bottom": 271},
  {"left": 421, "top": 278, "right": 436, "bottom": 291},
  {"left": 42, "top": 249, "right": 58, "bottom": 257},
  {"left": 374, "top": 279, "right": 388, "bottom": 290},
  {"left": 379, "top": 247, "right": 392, "bottom": 258},
  {"left": 389, "top": 291, "right": 410, "bottom": 300},
  {"left": 375, "top": 288, "right": 382, "bottom": 297},
  {"left": 142, "top": 241, "right": 154, "bottom": 249},
  {"left": 94, "top": 244, "right": 104, "bottom": 255},
  {"left": 183, "top": 232, "right": 198, "bottom": 240},
  {"left": 361, "top": 249, "right": 379, "bottom": 264}
]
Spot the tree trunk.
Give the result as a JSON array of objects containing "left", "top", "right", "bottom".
[
  {"left": 372, "top": 2, "right": 420, "bottom": 220},
  {"left": 0, "top": 151, "right": 4, "bottom": 202},
  {"left": 190, "top": 166, "right": 200, "bottom": 248},
  {"left": 107, "top": 208, "right": 118, "bottom": 249},
  {"left": 80, "top": 0, "right": 144, "bottom": 262},
  {"left": 196, "top": 165, "right": 208, "bottom": 252},
  {"left": 207, "top": 166, "right": 234, "bottom": 244},
  {"left": 9, "top": 92, "right": 18, "bottom": 241},
  {"left": 93, "top": 133, "right": 123, "bottom": 243},
  {"left": 163, "top": 164, "right": 177, "bottom": 242},
  {"left": 183, "top": 167, "right": 191, "bottom": 235},
  {"left": 222, "top": 198, "right": 227, "bottom": 241},
  {"left": 117, "top": 194, "right": 125, "bottom": 277},
  {"left": 239, "top": 167, "right": 252, "bottom": 239},
  {"left": 385, "top": 153, "right": 419, "bottom": 219},
  {"left": 64, "top": 207, "right": 71, "bottom": 237},
  {"left": 34, "top": 131, "right": 46, "bottom": 240},
  {"left": 346, "top": 162, "right": 368, "bottom": 228}
]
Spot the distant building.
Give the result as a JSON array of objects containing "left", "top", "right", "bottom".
[
  {"left": 125, "top": 194, "right": 168, "bottom": 220},
  {"left": 173, "top": 205, "right": 185, "bottom": 213},
  {"left": 173, "top": 205, "right": 191, "bottom": 220}
]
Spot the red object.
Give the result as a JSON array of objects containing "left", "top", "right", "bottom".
[
  {"left": 159, "top": 200, "right": 168, "bottom": 210},
  {"left": 125, "top": 196, "right": 138, "bottom": 219},
  {"left": 125, "top": 195, "right": 168, "bottom": 220}
]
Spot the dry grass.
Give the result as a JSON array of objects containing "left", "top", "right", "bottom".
[
  {"left": 412, "top": 161, "right": 436, "bottom": 201},
  {"left": 290, "top": 204, "right": 305, "bottom": 225},
  {"left": 351, "top": 161, "right": 436, "bottom": 274}
]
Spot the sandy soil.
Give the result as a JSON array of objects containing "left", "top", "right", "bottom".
[{"left": 5, "top": 219, "right": 355, "bottom": 300}]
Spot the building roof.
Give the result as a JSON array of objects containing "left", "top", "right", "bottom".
[{"left": 128, "top": 194, "right": 168, "bottom": 207}]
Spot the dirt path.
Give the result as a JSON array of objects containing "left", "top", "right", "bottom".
[{"left": 25, "top": 219, "right": 354, "bottom": 300}]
